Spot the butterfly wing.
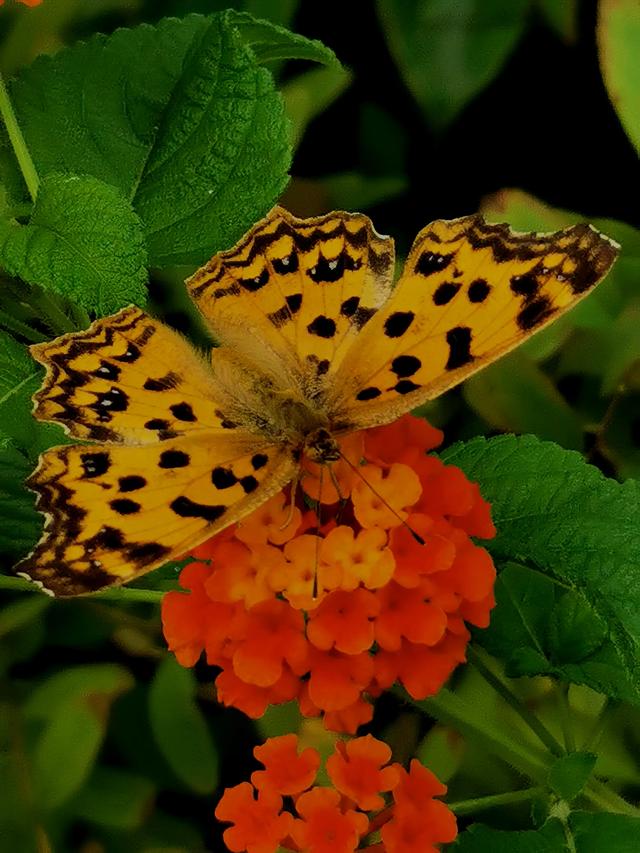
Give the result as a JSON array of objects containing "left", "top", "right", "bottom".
[
  {"left": 328, "top": 215, "right": 619, "bottom": 430},
  {"left": 186, "top": 206, "right": 395, "bottom": 391},
  {"left": 16, "top": 435, "right": 296, "bottom": 596},
  {"left": 31, "top": 305, "right": 245, "bottom": 443}
]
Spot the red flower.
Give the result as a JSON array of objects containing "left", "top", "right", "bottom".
[
  {"left": 291, "top": 787, "right": 369, "bottom": 853},
  {"left": 215, "top": 783, "right": 293, "bottom": 853},
  {"left": 326, "top": 734, "right": 401, "bottom": 811},
  {"left": 162, "top": 415, "right": 496, "bottom": 731},
  {"left": 252, "top": 734, "right": 320, "bottom": 796}
]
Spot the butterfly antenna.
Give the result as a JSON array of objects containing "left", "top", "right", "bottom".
[
  {"left": 328, "top": 463, "right": 349, "bottom": 524},
  {"left": 337, "top": 450, "right": 426, "bottom": 545}
]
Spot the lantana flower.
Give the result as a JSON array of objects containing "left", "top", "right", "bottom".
[
  {"left": 162, "top": 415, "right": 496, "bottom": 732},
  {"left": 215, "top": 734, "right": 457, "bottom": 853}
]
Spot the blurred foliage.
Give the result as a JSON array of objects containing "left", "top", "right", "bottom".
[{"left": 0, "top": 0, "right": 638, "bottom": 851}]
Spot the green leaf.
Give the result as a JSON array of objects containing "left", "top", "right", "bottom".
[
  {"left": 441, "top": 435, "right": 640, "bottom": 701},
  {"left": 25, "top": 663, "right": 134, "bottom": 720},
  {"left": 282, "top": 64, "right": 352, "bottom": 148},
  {"left": 69, "top": 766, "right": 155, "bottom": 830},
  {"left": 0, "top": 174, "right": 147, "bottom": 315},
  {"left": 148, "top": 657, "right": 218, "bottom": 794},
  {"left": 228, "top": 10, "right": 339, "bottom": 65},
  {"left": 463, "top": 352, "right": 584, "bottom": 450},
  {"left": 569, "top": 811, "right": 640, "bottom": 851},
  {"left": 0, "top": 439, "right": 43, "bottom": 561},
  {"left": 598, "top": 0, "right": 640, "bottom": 153},
  {"left": 1, "top": 13, "right": 298, "bottom": 266},
  {"left": 547, "top": 594, "right": 608, "bottom": 665},
  {"left": 0, "top": 595, "right": 50, "bottom": 639},
  {"left": 547, "top": 751, "right": 596, "bottom": 801},
  {"left": 536, "top": 0, "right": 577, "bottom": 42},
  {"left": 451, "top": 818, "right": 566, "bottom": 852},
  {"left": 377, "top": 0, "right": 530, "bottom": 129}
]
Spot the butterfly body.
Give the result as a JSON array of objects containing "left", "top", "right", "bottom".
[{"left": 15, "top": 208, "right": 618, "bottom": 596}]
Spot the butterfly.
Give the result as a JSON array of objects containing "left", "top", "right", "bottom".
[{"left": 15, "top": 207, "right": 618, "bottom": 595}]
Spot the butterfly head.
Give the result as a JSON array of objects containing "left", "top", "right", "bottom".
[{"left": 304, "top": 427, "right": 340, "bottom": 465}]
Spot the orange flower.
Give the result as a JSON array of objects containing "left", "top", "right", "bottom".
[
  {"left": 214, "top": 782, "right": 293, "bottom": 853},
  {"left": 291, "top": 787, "right": 369, "bottom": 853},
  {"left": 252, "top": 734, "right": 320, "bottom": 795},
  {"left": 326, "top": 734, "right": 401, "bottom": 811},
  {"left": 162, "top": 414, "right": 496, "bottom": 731},
  {"left": 216, "top": 736, "right": 457, "bottom": 853},
  {"left": 0, "top": 0, "right": 43, "bottom": 5}
]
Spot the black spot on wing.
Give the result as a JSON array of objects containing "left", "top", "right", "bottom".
[
  {"left": 145, "top": 418, "right": 170, "bottom": 431},
  {"left": 433, "top": 282, "right": 460, "bottom": 305},
  {"left": 384, "top": 311, "right": 414, "bottom": 338},
  {"left": 393, "top": 380, "right": 421, "bottom": 394},
  {"left": 391, "top": 355, "right": 421, "bottom": 377},
  {"left": 81, "top": 452, "right": 110, "bottom": 478},
  {"left": 128, "top": 542, "right": 171, "bottom": 566},
  {"left": 416, "top": 251, "right": 453, "bottom": 277},
  {"left": 510, "top": 274, "right": 539, "bottom": 299},
  {"left": 240, "top": 475, "right": 258, "bottom": 494},
  {"left": 144, "top": 372, "right": 181, "bottom": 391},
  {"left": 94, "top": 361, "right": 121, "bottom": 381},
  {"left": 272, "top": 252, "right": 299, "bottom": 274},
  {"left": 113, "top": 343, "right": 141, "bottom": 363},
  {"left": 239, "top": 267, "right": 269, "bottom": 292},
  {"left": 468, "top": 279, "right": 491, "bottom": 303},
  {"left": 90, "top": 387, "right": 128, "bottom": 421},
  {"left": 307, "top": 315, "right": 336, "bottom": 338},
  {"left": 95, "top": 526, "right": 125, "bottom": 550},
  {"left": 340, "top": 296, "right": 359, "bottom": 317},
  {"left": 445, "top": 326, "right": 474, "bottom": 370},
  {"left": 170, "top": 496, "right": 226, "bottom": 522},
  {"left": 517, "top": 297, "right": 555, "bottom": 330},
  {"left": 170, "top": 402, "right": 196, "bottom": 422},
  {"left": 307, "top": 250, "right": 361, "bottom": 283},
  {"left": 268, "top": 304, "right": 292, "bottom": 328},
  {"left": 159, "top": 450, "right": 190, "bottom": 468},
  {"left": 212, "top": 467, "right": 237, "bottom": 489},
  {"left": 110, "top": 498, "right": 141, "bottom": 515},
  {"left": 251, "top": 453, "right": 268, "bottom": 470},
  {"left": 286, "top": 293, "right": 302, "bottom": 313},
  {"left": 119, "top": 475, "right": 146, "bottom": 492},
  {"left": 356, "top": 386, "right": 381, "bottom": 401}
]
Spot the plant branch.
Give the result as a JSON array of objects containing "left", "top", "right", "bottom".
[
  {"left": 448, "top": 786, "right": 546, "bottom": 815},
  {"left": 0, "top": 72, "right": 39, "bottom": 202}
]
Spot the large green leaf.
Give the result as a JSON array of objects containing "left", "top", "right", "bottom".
[
  {"left": 569, "top": 811, "right": 640, "bottom": 851},
  {"left": 0, "top": 174, "right": 147, "bottom": 315},
  {"left": 377, "top": 0, "right": 530, "bottom": 128},
  {"left": 148, "top": 657, "right": 219, "bottom": 794},
  {"left": 441, "top": 435, "right": 640, "bottom": 701},
  {"left": 598, "top": 0, "right": 640, "bottom": 153},
  {"left": 451, "top": 819, "right": 566, "bottom": 851},
  {"left": 0, "top": 12, "right": 298, "bottom": 266}
]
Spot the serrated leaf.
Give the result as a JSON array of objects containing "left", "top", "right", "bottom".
[
  {"left": 547, "top": 752, "right": 596, "bottom": 801},
  {"left": 598, "top": 0, "right": 640, "bottom": 153},
  {"left": 0, "top": 13, "right": 305, "bottom": 266},
  {"left": 441, "top": 435, "right": 640, "bottom": 701},
  {"left": 0, "top": 439, "right": 43, "bottom": 560},
  {"left": 69, "top": 766, "right": 155, "bottom": 830},
  {"left": 229, "top": 10, "right": 338, "bottom": 65},
  {"left": 148, "top": 657, "right": 218, "bottom": 794},
  {"left": 569, "top": 811, "right": 640, "bottom": 851},
  {"left": 377, "top": 0, "right": 530, "bottom": 129},
  {"left": 25, "top": 663, "right": 134, "bottom": 719},
  {"left": 451, "top": 819, "right": 567, "bottom": 852},
  {"left": 547, "top": 595, "right": 607, "bottom": 665},
  {"left": 33, "top": 699, "right": 104, "bottom": 810},
  {"left": 0, "top": 174, "right": 147, "bottom": 315}
]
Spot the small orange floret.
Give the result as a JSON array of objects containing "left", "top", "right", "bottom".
[
  {"left": 352, "top": 463, "right": 422, "bottom": 530},
  {"left": 307, "top": 588, "right": 379, "bottom": 655},
  {"left": 235, "top": 492, "right": 302, "bottom": 546},
  {"left": 291, "top": 787, "right": 369, "bottom": 853},
  {"left": 306, "top": 647, "right": 374, "bottom": 712},
  {"left": 374, "top": 580, "right": 448, "bottom": 651},
  {"left": 252, "top": 734, "right": 320, "bottom": 795},
  {"left": 321, "top": 525, "right": 395, "bottom": 590},
  {"left": 215, "top": 782, "right": 293, "bottom": 853},
  {"left": 215, "top": 665, "right": 300, "bottom": 719},
  {"left": 326, "top": 734, "right": 401, "bottom": 811}
]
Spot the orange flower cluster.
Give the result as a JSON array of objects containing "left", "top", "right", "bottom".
[
  {"left": 0, "top": 1, "right": 42, "bottom": 6},
  {"left": 215, "top": 733, "right": 457, "bottom": 853},
  {"left": 162, "top": 416, "right": 496, "bottom": 731}
]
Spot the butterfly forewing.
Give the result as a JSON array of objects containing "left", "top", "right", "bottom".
[{"left": 329, "top": 215, "right": 619, "bottom": 429}]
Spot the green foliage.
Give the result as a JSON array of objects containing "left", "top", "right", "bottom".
[
  {"left": 598, "top": 0, "right": 640, "bottom": 153},
  {"left": 0, "top": 174, "right": 147, "bottom": 314},
  {"left": 547, "top": 752, "right": 597, "bottom": 801},
  {"left": 451, "top": 819, "right": 566, "bottom": 852},
  {"left": 442, "top": 435, "right": 640, "bottom": 700}
]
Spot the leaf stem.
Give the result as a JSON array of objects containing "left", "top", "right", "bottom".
[
  {"left": 467, "top": 645, "right": 565, "bottom": 757},
  {"left": 556, "top": 682, "right": 576, "bottom": 753},
  {"left": 448, "top": 786, "right": 546, "bottom": 815},
  {"left": 0, "top": 72, "right": 39, "bottom": 202}
]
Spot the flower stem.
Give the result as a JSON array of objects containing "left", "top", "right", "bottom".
[
  {"left": 0, "top": 72, "right": 39, "bottom": 202},
  {"left": 448, "top": 786, "right": 546, "bottom": 815},
  {"left": 467, "top": 645, "right": 565, "bottom": 758}
]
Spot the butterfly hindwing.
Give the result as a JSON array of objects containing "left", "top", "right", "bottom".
[
  {"left": 187, "top": 207, "right": 395, "bottom": 390},
  {"left": 329, "top": 215, "right": 619, "bottom": 429},
  {"left": 16, "top": 436, "right": 296, "bottom": 595},
  {"left": 31, "top": 306, "right": 242, "bottom": 444}
]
